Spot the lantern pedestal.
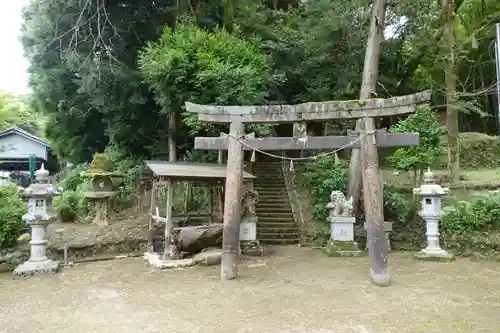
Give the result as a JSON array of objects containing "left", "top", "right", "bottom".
[
  {"left": 414, "top": 248, "right": 455, "bottom": 261},
  {"left": 13, "top": 259, "right": 59, "bottom": 279}
]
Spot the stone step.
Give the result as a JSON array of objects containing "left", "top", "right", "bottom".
[
  {"left": 255, "top": 187, "right": 287, "bottom": 191},
  {"left": 256, "top": 204, "right": 291, "bottom": 209},
  {"left": 254, "top": 179, "right": 285, "bottom": 183},
  {"left": 255, "top": 192, "right": 288, "bottom": 197},
  {"left": 257, "top": 193, "right": 287, "bottom": 198},
  {"left": 256, "top": 210, "right": 293, "bottom": 215},
  {"left": 259, "top": 238, "right": 299, "bottom": 245},
  {"left": 257, "top": 202, "right": 291, "bottom": 208},
  {"left": 257, "top": 228, "right": 299, "bottom": 239},
  {"left": 257, "top": 226, "right": 299, "bottom": 235},
  {"left": 254, "top": 185, "right": 286, "bottom": 189},
  {"left": 257, "top": 212, "right": 294, "bottom": 218},
  {"left": 256, "top": 205, "right": 291, "bottom": 210},
  {"left": 257, "top": 221, "right": 297, "bottom": 228},
  {"left": 257, "top": 233, "right": 299, "bottom": 241},
  {"left": 256, "top": 188, "right": 287, "bottom": 198},
  {"left": 258, "top": 217, "right": 295, "bottom": 223}
]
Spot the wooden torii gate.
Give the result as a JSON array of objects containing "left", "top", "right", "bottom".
[{"left": 185, "top": 90, "right": 432, "bottom": 283}]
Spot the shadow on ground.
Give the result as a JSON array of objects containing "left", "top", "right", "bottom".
[{"left": 1, "top": 246, "right": 499, "bottom": 333}]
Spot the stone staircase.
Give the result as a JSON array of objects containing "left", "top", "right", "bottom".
[{"left": 253, "top": 157, "right": 299, "bottom": 245}]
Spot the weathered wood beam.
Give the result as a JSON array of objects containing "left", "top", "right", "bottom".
[
  {"left": 195, "top": 105, "right": 419, "bottom": 123},
  {"left": 194, "top": 133, "right": 419, "bottom": 151},
  {"left": 221, "top": 121, "right": 245, "bottom": 280},
  {"left": 185, "top": 90, "right": 431, "bottom": 124}
]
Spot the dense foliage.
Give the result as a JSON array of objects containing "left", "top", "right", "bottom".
[
  {"left": 389, "top": 105, "right": 443, "bottom": 177},
  {"left": 442, "top": 192, "right": 500, "bottom": 235},
  {"left": 0, "top": 90, "right": 44, "bottom": 135},
  {"left": 299, "top": 156, "right": 410, "bottom": 223},
  {"left": 20, "top": 0, "right": 499, "bottom": 165},
  {"left": 138, "top": 22, "right": 283, "bottom": 137},
  {"left": 441, "top": 192, "right": 500, "bottom": 254},
  {"left": 436, "top": 133, "right": 500, "bottom": 169},
  {"left": 0, "top": 186, "right": 27, "bottom": 249}
]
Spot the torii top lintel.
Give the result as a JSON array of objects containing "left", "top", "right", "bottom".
[{"left": 184, "top": 90, "right": 432, "bottom": 124}]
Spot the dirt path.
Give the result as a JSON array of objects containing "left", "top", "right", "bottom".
[{"left": 1, "top": 247, "right": 499, "bottom": 333}]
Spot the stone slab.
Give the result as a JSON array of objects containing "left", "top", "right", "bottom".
[
  {"left": 143, "top": 252, "right": 195, "bottom": 269},
  {"left": 192, "top": 250, "right": 222, "bottom": 266},
  {"left": 414, "top": 249, "right": 455, "bottom": 262},
  {"left": 324, "top": 241, "right": 363, "bottom": 257},
  {"left": 12, "top": 259, "right": 60, "bottom": 279}
]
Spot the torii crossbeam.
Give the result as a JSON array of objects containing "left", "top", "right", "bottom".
[{"left": 185, "top": 90, "right": 432, "bottom": 282}]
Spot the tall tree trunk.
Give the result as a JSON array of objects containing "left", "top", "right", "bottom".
[
  {"left": 347, "top": 1, "right": 387, "bottom": 213},
  {"left": 441, "top": 0, "right": 459, "bottom": 183}
]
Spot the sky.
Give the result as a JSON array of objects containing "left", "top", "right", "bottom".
[{"left": 0, "top": 0, "right": 30, "bottom": 95}]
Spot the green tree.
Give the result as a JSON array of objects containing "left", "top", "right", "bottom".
[
  {"left": 389, "top": 105, "right": 443, "bottom": 185},
  {"left": 138, "top": 21, "right": 284, "bottom": 136}
]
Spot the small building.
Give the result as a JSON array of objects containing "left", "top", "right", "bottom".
[{"left": 0, "top": 127, "right": 56, "bottom": 186}]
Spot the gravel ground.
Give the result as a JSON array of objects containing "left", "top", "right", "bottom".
[{"left": 1, "top": 246, "right": 499, "bottom": 333}]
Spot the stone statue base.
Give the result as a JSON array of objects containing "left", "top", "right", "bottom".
[
  {"left": 414, "top": 248, "right": 455, "bottom": 262},
  {"left": 241, "top": 240, "right": 264, "bottom": 256},
  {"left": 324, "top": 240, "right": 363, "bottom": 257},
  {"left": 12, "top": 259, "right": 59, "bottom": 279}
]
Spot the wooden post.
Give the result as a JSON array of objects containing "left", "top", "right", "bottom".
[
  {"left": 360, "top": 120, "right": 390, "bottom": 287},
  {"left": 218, "top": 132, "right": 225, "bottom": 164},
  {"left": 183, "top": 183, "right": 191, "bottom": 214},
  {"left": 352, "top": 0, "right": 390, "bottom": 287},
  {"left": 221, "top": 122, "right": 245, "bottom": 280},
  {"left": 208, "top": 186, "right": 213, "bottom": 224},
  {"left": 217, "top": 144, "right": 225, "bottom": 221},
  {"left": 163, "top": 178, "right": 174, "bottom": 259},
  {"left": 348, "top": 0, "right": 387, "bottom": 214},
  {"left": 147, "top": 183, "right": 156, "bottom": 253}
]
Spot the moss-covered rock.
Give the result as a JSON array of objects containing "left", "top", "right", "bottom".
[{"left": 89, "top": 153, "right": 114, "bottom": 172}]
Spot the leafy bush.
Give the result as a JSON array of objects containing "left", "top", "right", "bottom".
[
  {"left": 389, "top": 105, "right": 443, "bottom": 177},
  {"left": 58, "top": 163, "right": 88, "bottom": 191},
  {"left": 54, "top": 190, "right": 84, "bottom": 223},
  {"left": 442, "top": 192, "right": 500, "bottom": 234},
  {"left": 300, "top": 156, "right": 348, "bottom": 220},
  {"left": 299, "top": 156, "right": 410, "bottom": 223},
  {"left": 54, "top": 163, "right": 92, "bottom": 222},
  {"left": 0, "top": 185, "right": 27, "bottom": 249}
]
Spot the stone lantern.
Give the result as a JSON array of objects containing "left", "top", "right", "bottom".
[
  {"left": 413, "top": 168, "right": 454, "bottom": 261},
  {"left": 13, "top": 164, "right": 60, "bottom": 279},
  {"left": 81, "top": 153, "right": 122, "bottom": 227}
]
